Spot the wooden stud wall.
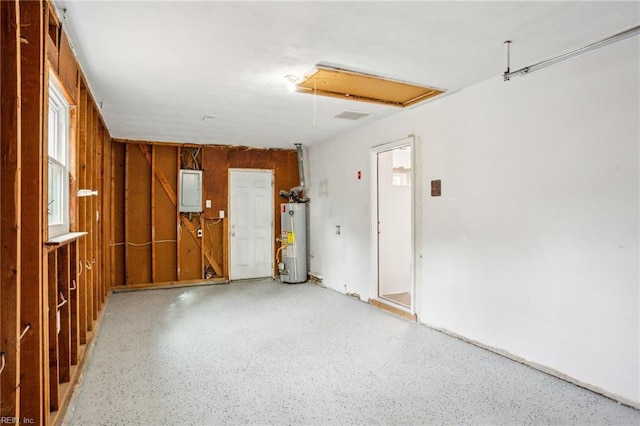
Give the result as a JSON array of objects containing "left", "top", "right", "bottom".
[
  {"left": 111, "top": 141, "right": 300, "bottom": 288},
  {"left": 111, "top": 143, "right": 126, "bottom": 285},
  {"left": 100, "top": 125, "right": 111, "bottom": 306},
  {"left": 2, "top": 2, "right": 300, "bottom": 423},
  {"left": 18, "top": 1, "right": 45, "bottom": 423},
  {"left": 124, "top": 144, "right": 152, "bottom": 283},
  {"left": 1, "top": 0, "right": 23, "bottom": 418},
  {"left": 76, "top": 84, "right": 89, "bottom": 344},
  {"left": 153, "top": 145, "right": 178, "bottom": 282},
  {"left": 0, "top": 1, "right": 113, "bottom": 423}
]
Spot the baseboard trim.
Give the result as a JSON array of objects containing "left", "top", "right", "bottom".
[
  {"left": 308, "top": 272, "right": 323, "bottom": 285},
  {"left": 112, "top": 278, "right": 229, "bottom": 292}
]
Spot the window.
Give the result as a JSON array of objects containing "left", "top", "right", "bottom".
[
  {"left": 392, "top": 168, "right": 410, "bottom": 186},
  {"left": 391, "top": 147, "right": 411, "bottom": 186},
  {"left": 48, "top": 74, "right": 70, "bottom": 238}
]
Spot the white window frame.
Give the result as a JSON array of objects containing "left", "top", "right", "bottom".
[{"left": 47, "top": 73, "right": 70, "bottom": 238}]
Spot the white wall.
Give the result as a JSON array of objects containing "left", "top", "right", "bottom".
[{"left": 307, "top": 38, "right": 639, "bottom": 404}]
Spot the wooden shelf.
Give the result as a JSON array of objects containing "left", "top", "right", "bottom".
[{"left": 45, "top": 232, "right": 87, "bottom": 247}]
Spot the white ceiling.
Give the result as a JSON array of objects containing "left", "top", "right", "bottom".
[{"left": 54, "top": 1, "right": 639, "bottom": 149}]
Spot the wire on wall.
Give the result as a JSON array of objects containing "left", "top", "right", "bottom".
[
  {"left": 180, "top": 146, "right": 202, "bottom": 170},
  {"left": 110, "top": 240, "right": 177, "bottom": 247},
  {"left": 20, "top": 324, "right": 31, "bottom": 340}
]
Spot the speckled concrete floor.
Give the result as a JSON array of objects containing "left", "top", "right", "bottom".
[{"left": 63, "top": 280, "right": 639, "bottom": 426}]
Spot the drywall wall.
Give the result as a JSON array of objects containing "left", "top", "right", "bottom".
[{"left": 307, "top": 37, "right": 639, "bottom": 404}]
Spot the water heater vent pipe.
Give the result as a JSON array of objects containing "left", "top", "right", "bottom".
[
  {"left": 279, "top": 143, "right": 309, "bottom": 203},
  {"left": 294, "top": 143, "right": 305, "bottom": 193}
]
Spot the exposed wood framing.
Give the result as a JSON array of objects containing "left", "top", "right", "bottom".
[
  {"left": 101, "top": 128, "right": 110, "bottom": 305},
  {"left": 139, "top": 144, "right": 177, "bottom": 205},
  {"left": 0, "top": 1, "right": 114, "bottom": 422},
  {"left": 110, "top": 142, "right": 300, "bottom": 288},
  {"left": 77, "top": 84, "right": 88, "bottom": 344},
  {"left": 44, "top": 2, "right": 57, "bottom": 72},
  {"left": 181, "top": 215, "right": 222, "bottom": 276},
  {"left": 124, "top": 143, "right": 152, "bottom": 284},
  {"left": 86, "top": 104, "right": 95, "bottom": 326},
  {"left": 69, "top": 242, "right": 79, "bottom": 365},
  {"left": 1, "top": 0, "right": 22, "bottom": 418},
  {"left": 177, "top": 146, "right": 202, "bottom": 281},
  {"left": 57, "top": 246, "right": 71, "bottom": 383},
  {"left": 152, "top": 145, "right": 177, "bottom": 282},
  {"left": 151, "top": 146, "right": 157, "bottom": 283},
  {"left": 47, "top": 251, "right": 58, "bottom": 412},
  {"left": 18, "top": 0, "right": 45, "bottom": 423}
]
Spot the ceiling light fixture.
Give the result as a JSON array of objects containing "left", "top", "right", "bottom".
[{"left": 284, "top": 75, "right": 298, "bottom": 92}]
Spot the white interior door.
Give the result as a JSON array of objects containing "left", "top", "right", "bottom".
[
  {"left": 376, "top": 143, "right": 413, "bottom": 309},
  {"left": 229, "top": 169, "right": 274, "bottom": 280}
]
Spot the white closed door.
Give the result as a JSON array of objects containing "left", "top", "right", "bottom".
[{"left": 229, "top": 169, "right": 274, "bottom": 280}]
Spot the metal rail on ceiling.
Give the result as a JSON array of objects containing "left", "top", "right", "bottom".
[{"left": 503, "top": 25, "right": 640, "bottom": 81}]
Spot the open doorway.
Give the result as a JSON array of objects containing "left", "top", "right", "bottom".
[{"left": 373, "top": 138, "right": 414, "bottom": 311}]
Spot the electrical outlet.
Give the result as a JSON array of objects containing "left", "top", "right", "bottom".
[
  {"left": 219, "top": 210, "right": 225, "bottom": 219},
  {"left": 205, "top": 199, "right": 211, "bottom": 208},
  {"left": 197, "top": 229, "right": 203, "bottom": 238}
]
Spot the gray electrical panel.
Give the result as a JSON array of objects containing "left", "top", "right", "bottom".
[{"left": 178, "top": 170, "right": 203, "bottom": 212}]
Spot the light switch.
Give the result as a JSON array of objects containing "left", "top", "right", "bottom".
[{"left": 205, "top": 199, "right": 212, "bottom": 208}]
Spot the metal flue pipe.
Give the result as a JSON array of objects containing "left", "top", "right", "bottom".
[
  {"left": 294, "top": 143, "right": 305, "bottom": 193},
  {"left": 279, "top": 143, "right": 309, "bottom": 203}
]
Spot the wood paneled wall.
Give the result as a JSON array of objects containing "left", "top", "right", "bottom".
[
  {"left": 0, "top": 1, "right": 112, "bottom": 424},
  {"left": 111, "top": 141, "right": 300, "bottom": 287}
]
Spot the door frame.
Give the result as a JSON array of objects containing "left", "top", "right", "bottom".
[
  {"left": 228, "top": 168, "right": 275, "bottom": 280},
  {"left": 370, "top": 136, "right": 416, "bottom": 314}
]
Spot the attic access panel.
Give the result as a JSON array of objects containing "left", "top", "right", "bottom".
[{"left": 296, "top": 66, "right": 444, "bottom": 108}]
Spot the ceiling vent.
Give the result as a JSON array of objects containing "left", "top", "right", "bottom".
[
  {"left": 334, "top": 110, "right": 370, "bottom": 121},
  {"left": 296, "top": 64, "right": 444, "bottom": 108}
]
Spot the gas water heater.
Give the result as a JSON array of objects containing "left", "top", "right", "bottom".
[{"left": 279, "top": 203, "right": 307, "bottom": 283}]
